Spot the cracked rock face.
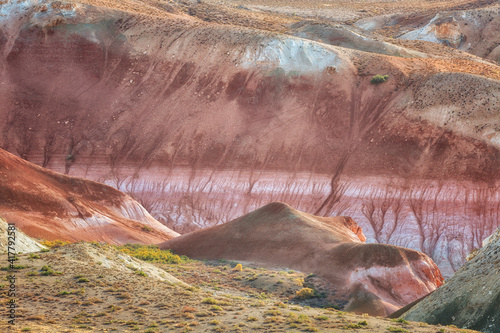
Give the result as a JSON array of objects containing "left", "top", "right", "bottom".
[{"left": 403, "top": 227, "right": 500, "bottom": 333}]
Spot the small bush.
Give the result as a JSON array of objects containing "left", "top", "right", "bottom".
[
  {"left": 264, "top": 310, "right": 282, "bottom": 316},
  {"left": 233, "top": 263, "right": 243, "bottom": 271},
  {"left": 345, "top": 323, "right": 364, "bottom": 329},
  {"left": 210, "top": 305, "right": 223, "bottom": 312},
  {"left": 114, "top": 244, "right": 185, "bottom": 264},
  {"left": 387, "top": 327, "right": 409, "bottom": 332},
  {"left": 41, "top": 240, "right": 70, "bottom": 248},
  {"left": 295, "top": 288, "right": 315, "bottom": 300},
  {"left": 371, "top": 74, "right": 389, "bottom": 84},
  {"left": 297, "top": 314, "right": 310, "bottom": 324},
  {"left": 141, "top": 225, "right": 153, "bottom": 232},
  {"left": 40, "top": 265, "right": 61, "bottom": 276},
  {"left": 136, "top": 270, "right": 147, "bottom": 277},
  {"left": 1, "top": 265, "right": 26, "bottom": 270},
  {"left": 202, "top": 298, "right": 218, "bottom": 304},
  {"left": 78, "top": 277, "right": 90, "bottom": 283},
  {"left": 392, "top": 318, "right": 409, "bottom": 324}
]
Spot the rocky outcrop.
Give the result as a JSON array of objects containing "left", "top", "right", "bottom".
[
  {"left": 0, "top": 148, "right": 178, "bottom": 243},
  {"left": 403, "top": 227, "right": 500, "bottom": 333},
  {"left": 377, "top": 6, "right": 500, "bottom": 64},
  {"left": 161, "top": 202, "right": 444, "bottom": 316}
]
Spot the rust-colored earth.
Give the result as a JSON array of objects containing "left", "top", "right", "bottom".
[
  {"left": 0, "top": 0, "right": 499, "bottom": 279},
  {"left": 0, "top": 148, "right": 178, "bottom": 243},
  {"left": 161, "top": 202, "right": 444, "bottom": 316}
]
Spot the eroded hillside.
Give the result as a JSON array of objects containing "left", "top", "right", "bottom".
[
  {"left": 1, "top": 0, "right": 499, "bottom": 276},
  {"left": 161, "top": 202, "right": 444, "bottom": 316},
  {"left": 0, "top": 148, "right": 178, "bottom": 243}
]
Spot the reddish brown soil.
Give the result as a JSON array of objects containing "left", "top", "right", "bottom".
[
  {"left": 1, "top": 0, "right": 500, "bottom": 281},
  {"left": 0, "top": 148, "right": 178, "bottom": 243},
  {"left": 161, "top": 202, "right": 444, "bottom": 316}
]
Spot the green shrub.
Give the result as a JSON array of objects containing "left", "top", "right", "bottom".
[
  {"left": 210, "top": 305, "right": 223, "bottom": 312},
  {"left": 141, "top": 225, "right": 153, "bottom": 232},
  {"left": 371, "top": 74, "right": 389, "bottom": 84},
  {"left": 40, "top": 265, "right": 61, "bottom": 276},
  {"left": 202, "top": 298, "right": 218, "bottom": 304},
  {"left": 114, "top": 244, "right": 186, "bottom": 264},
  {"left": 295, "top": 288, "right": 315, "bottom": 299},
  {"left": 136, "top": 270, "right": 147, "bottom": 277},
  {"left": 41, "top": 240, "right": 70, "bottom": 248}
]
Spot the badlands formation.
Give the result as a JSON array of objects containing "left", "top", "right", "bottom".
[
  {"left": 1, "top": 0, "right": 499, "bottom": 277},
  {"left": 161, "top": 202, "right": 444, "bottom": 316},
  {"left": 0, "top": 0, "right": 499, "bottom": 331},
  {"left": 0, "top": 148, "right": 178, "bottom": 243}
]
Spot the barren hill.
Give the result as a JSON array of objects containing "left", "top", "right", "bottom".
[
  {"left": 1, "top": 0, "right": 500, "bottom": 275},
  {"left": 0, "top": 148, "right": 178, "bottom": 243},
  {"left": 161, "top": 202, "right": 444, "bottom": 316},
  {"left": 401, "top": 227, "right": 500, "bottom": 333}
]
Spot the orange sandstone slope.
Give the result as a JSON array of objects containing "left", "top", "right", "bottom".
[
  {"left": 0, "top": 148, "right": 178, "bottom": 243},
  {"left": 161, "top": 202, "right": 443, "bottom": 316}
]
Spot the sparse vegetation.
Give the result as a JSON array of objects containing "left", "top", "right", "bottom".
[
  {"left": 295, "top": 287, "right": 315, "bottom": 299},
  {"left": 371, "top": 74, "right": 389, "bottom": 84},
  {"left": 0, "top": 241, "right": 480, "bottom": 333},
  {"left": 141, "top": 225, "right": 153, "bottom": 232},
  {"left": 392, "top": 318, "right": 409, "bottom": 324},
  {"left": 41, "top": 240, "right": 70, "bottom": 248},
  {"left": 40, "top": 265, "right": 61, "bottom": 276},
  {"left": 115, "top": 244, "right": 186, "bottom": 264},
  {"left": 202, "top": 297, "right": 218, "bottom": 304}
]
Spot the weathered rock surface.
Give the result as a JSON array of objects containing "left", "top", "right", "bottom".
[
  {"left": 0, "top": 216, "right": 46, "bottom": 253},
  {"left": 0, "top": 148, "right": 178, "bottom": 243},
  {"left": 161, "top": 202, "right": 444, "bottom": 316},
  {"left": 1, "top": 0, "right": 500, "bottom": 276},
  {"left": 403, "top": 227, "right": 500, "bottom": 333}
]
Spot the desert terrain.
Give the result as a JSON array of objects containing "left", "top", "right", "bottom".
[
  {"left": 2, "top": 0, "right": 500, "bottom": 276},
  {"left": 1, "top": 0, "right": 500, "bottom": 332},
  {"left": 0, "top": 240, "right": 483, "bottom": 332}
]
